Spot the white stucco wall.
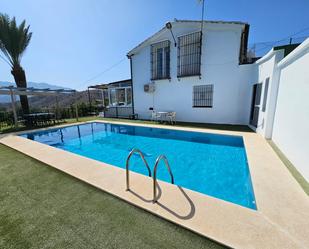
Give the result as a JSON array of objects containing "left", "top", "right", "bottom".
[
  {"left": 131, "top": 22, "right": 255, "bottom": 124},
  {"left": 129, "top": 21, "right": 309, "bottom": 181},
  {"left": 271, "top": 40, "right": 309, "bottom": 181},
  {"left": 253, "top": 50, "right": 284, "bottom": 138}
]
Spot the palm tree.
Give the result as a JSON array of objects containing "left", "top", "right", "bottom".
[{"left": 0, "top": 13, "right": 32, "bottom": 114}]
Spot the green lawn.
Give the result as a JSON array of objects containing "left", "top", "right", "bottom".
[{"left": 0, "top": 144, "right": 226, "bottom": 249}]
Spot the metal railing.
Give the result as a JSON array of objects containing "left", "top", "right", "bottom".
[
  {"left": 0, "top": 111, "right": 14, "bottom": 129},
  {"left": 125, "top": 148, "right": 151, "bottom": 191},
  {"left": 153, "top": 155, "right": 174, "bottom": 203},
  {"left": 0, "top": 105, "right": 97, "bottom": 129},
  {"left": 125, "top": 150, "right": 175, "bottom": 204},
  {"left": 104, "top": 106, "right": 134, "bottom": 119},
  {"left": 177, "top": 31, "right": 202, "bottom": 77}
]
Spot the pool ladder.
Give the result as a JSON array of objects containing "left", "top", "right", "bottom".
[
  {"left": 125, "top": 148, "right": 174, "bottom": 203},
  {"left": 126, "top": 148, "right": 151, "bottom": 191}
]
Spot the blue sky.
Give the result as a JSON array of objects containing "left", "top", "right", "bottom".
[{"left": 0, "top": 0, "right": 308, "bottom": 90}]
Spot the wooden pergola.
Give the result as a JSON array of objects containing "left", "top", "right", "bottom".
[{"left": 0, "top": 85, "right": 77, "bottom": 127}]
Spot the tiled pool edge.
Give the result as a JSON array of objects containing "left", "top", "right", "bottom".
[
  {"left": 1, "top": 120, "right": 309, "bottom": 249},
  {"left": 19, "top": 121, "right": 257, "bottom": 210},
  {"left": 0, "top": 136, "right": 293, "bottom": 249}
]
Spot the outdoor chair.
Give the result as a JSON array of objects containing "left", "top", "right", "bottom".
[
  {"left": 151, "top": 110, "right": 161, "bottom": 121},
  {"left": 167, "top": 112, "right": 176, "bottom": 125}
]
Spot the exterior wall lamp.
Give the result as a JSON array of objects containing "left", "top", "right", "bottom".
[{"left": 165, "top": 22, "right": 177, "bottom": 47}]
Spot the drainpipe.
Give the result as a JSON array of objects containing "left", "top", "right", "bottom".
[{"left": 128, "top": 54, "right": 135, "bottom": 115}]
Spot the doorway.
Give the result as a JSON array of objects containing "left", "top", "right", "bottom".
[{"left": 250, "top": 83, "right": 262, "bottom": 127}]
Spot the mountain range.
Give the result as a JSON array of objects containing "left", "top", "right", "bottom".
[
  {"left": 0, "top": 81, "right": 103, "bottom": 111},
  {"left": 0, "top": 81, "right": 72, "bottom": 103}
]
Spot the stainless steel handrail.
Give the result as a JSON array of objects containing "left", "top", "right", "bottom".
[
  {"left": 153, "top": 155, "right": 174, "bottom": 203},
  {"left": 126, "top": 148, "right": 151, "bottom": 191}
]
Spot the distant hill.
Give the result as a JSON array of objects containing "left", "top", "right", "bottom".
[
  {"left": 0, "top": 81, "right": 72, "bottom": 103},
  {"left": 0, "top": 81, "right": 103, "bottom": 111},
  {"left": 28, "top": 91, "right": 93, "bottom": 108}
]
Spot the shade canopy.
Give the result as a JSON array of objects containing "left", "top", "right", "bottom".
[
  {"left": 0, "top": 86, "right": 76, "bottom": 96},
  {"left": 88, "top": 79, "right": 131, "bottom": 90},
  {"left": 0, "top": 85, "right": 77, "bottom": 127}
]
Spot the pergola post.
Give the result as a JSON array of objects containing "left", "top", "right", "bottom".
[
  {"left": 75, "top": 103, "right": 79, "bottom": 121},
  {"left": 108, "top": 88, "right": 111, "bottom": 106},
  {"left": 75, "top": 93, "right": 79, "bottom": 121},
  {"left": 55, "top": 95, "right": 59, "bottom": 120},
  {"left": 87, "top": 87, "right": 92, "bottom": 107},
  {"left": 101, "top": 89, "right": 105, "bottom": 107},
  {"left": 9, "top": 89, "right": 18, "bottom": 127}
]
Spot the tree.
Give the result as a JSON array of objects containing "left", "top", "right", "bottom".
[{"left": 0, "top": 14, "right": 32, "bottom": 114}]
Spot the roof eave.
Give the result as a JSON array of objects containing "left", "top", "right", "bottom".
[
  {"left": 127, "top": 26, "right": 166, "bottom": 57},
  {"left": 127, "top": 20, "right": 248, "bottom": 57}
]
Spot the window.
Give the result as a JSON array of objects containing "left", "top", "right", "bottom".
[
  {"left": 193, "top": 85, "right": 213, "bottom": 108},
  {"left": 110, "top": 89, "right": 117, "bottom": 106},
  {"left": 249, "top": 83, "right": 262, "bottom": 127},
  {"left": 126, "top": 88, "right": 132, "bottom": 105},
  {"left": 151, "top": 40, "right": 170, "bottom": 80},
  {"left": 116, "top": 89, "right": 125, "bottom": 105},
  {"left": 178, "top": 32, "right": 202, "bottom": 77},
  {"left": 108, "top": 87, "right": 132, "bottom": 106},
  {"left": 262, "top": 78, "right": 269, "bottom": 112}
]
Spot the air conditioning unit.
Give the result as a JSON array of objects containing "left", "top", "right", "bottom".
[{"left": 144, "top": 83, "right": 155, "bottom": 93}]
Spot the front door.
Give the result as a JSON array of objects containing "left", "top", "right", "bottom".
[{"left": 249, "top": 83, "right": 262, "bottom": 127}]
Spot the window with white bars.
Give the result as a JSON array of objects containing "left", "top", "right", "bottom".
[
  {"left": 178, "top": 32, "right": 202, "bottom": 77},
  {"left": 151, "top": 40, "right": 170, "bottom": 80},
  {"left": 193, "top": 85, "right": 213, "bottom": 108}
]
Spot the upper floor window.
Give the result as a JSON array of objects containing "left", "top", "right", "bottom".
[
  {"left": 151, "top": 40, "right": 170, "bottom": 80},
  {"left": 178, "top": 32, "right": 202, "bottom": 77}
]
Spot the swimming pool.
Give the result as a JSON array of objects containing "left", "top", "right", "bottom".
[{"left": 21, "top": 122, "right": 256, "bottom": 209}]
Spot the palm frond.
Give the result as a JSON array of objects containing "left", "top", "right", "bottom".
[{"left": 0, "top": 13, "right": 32, "bottom": 68}]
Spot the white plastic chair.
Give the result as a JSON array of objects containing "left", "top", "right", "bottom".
[
  {"left": 167, "top": 112, "right": 176, "bottom": 124},
  {"left": 151, "top": 110, "right": 161, "bottom": 121}
]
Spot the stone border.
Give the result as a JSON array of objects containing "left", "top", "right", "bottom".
[{"left": 1, "top": 120, "right": 308, "bottom": 249}]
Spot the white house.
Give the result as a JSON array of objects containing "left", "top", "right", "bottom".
[
  {"left": 127, "top": 19, "right": 309, "bottom": 181},
  {"left": 127, "top": 20, "right": 255, "bottom": 124}
]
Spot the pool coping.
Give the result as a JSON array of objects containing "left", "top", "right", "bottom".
[{"left": 1, "top": 120, "right": 309, "bottom": 249}]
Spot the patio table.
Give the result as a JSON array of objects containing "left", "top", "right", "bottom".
[
  {"left": 156, "top": 111, "right": 174, "bottom": 123},
  {"left": 23, "top": 113, "right": 56, "bottom": 126}
]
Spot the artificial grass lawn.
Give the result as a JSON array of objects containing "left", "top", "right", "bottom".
[{"left": 0, "top": 144, "right": 226, "bottom": 249}]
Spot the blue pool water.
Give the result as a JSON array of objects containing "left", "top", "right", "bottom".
[{"left": 21, "top": 122, "right": 256, "bottom": 209}]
